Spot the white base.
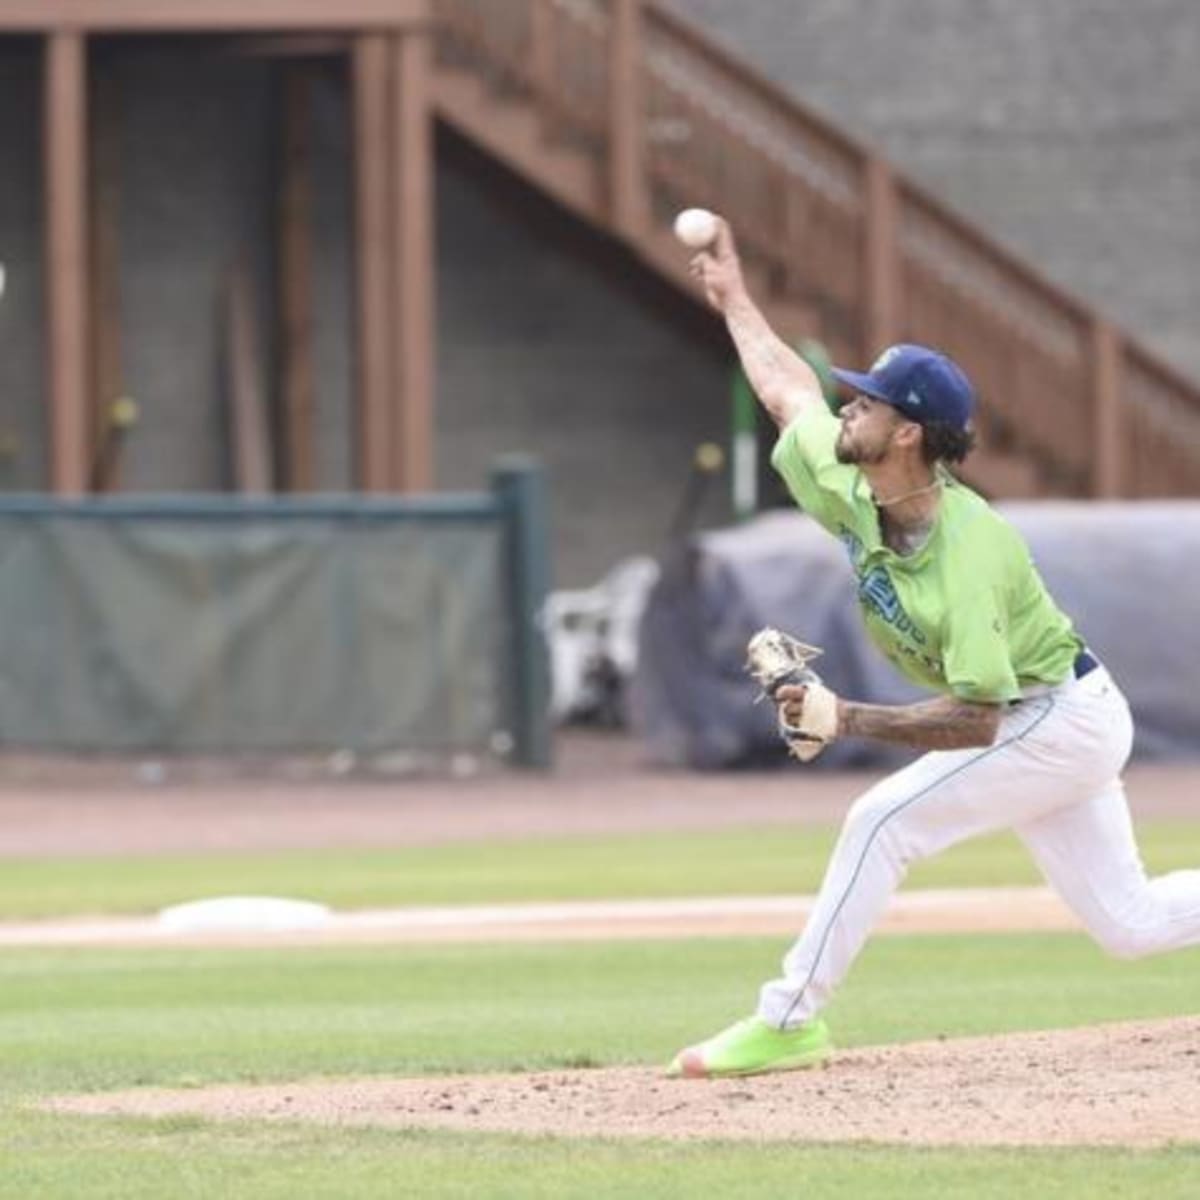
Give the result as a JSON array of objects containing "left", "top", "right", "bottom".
[{"left": 156, "top": 896, "right": 331, "bottom": 934}]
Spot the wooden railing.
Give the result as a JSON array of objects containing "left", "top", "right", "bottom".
[{"left": 434, "top": 0, "right": 1200, "bottom": 497}]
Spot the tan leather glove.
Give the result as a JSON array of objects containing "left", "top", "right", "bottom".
[{"left": 745, "top": 627, "right": 839, "bottom": 762}]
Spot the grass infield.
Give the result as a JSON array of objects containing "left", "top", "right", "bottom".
[
  {"left": 2, "top": 819, "right": 1200, "bottom": 919},
  {"left": 2, "top": 933, "right": 1198, "bottom": 1197}
]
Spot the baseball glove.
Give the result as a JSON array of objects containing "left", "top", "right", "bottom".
[{"left": 745, "top": 627, "right": 839, "bottom": 762}]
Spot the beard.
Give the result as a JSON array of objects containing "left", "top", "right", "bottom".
[{"left": 835, "top": 430, "right": 888, "bottom": 466}]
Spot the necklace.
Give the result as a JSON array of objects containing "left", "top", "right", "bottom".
[
  {"left": 873, "top": 478, "right": 942, "bottom": 508},
  {"left": 874, "top": 477, "right": 941, "bottom": 557}
]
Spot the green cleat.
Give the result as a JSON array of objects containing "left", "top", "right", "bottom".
[{"left": 666, "top": 1015, "right": 833, "bottom": 1079}]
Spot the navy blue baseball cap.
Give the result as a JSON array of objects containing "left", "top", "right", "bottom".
[{"left": 831, "top": 344, "right": 976, "bottom": 431}]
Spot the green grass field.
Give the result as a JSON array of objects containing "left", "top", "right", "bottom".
[
  {"left": 4, "top": 819, "right": 1200, "bottom": 918},
  {"left": 3, "top": 823, "right": 1199, "bottom": 1196},
  {"left": 2, "top": 935, "right": 1199, "bottom": 1197}
]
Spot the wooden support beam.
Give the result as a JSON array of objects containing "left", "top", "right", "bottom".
[
  {"left": 44, "top": 31, "right": 89, "bottom": 495},
  {"left": 225, "top": 262, "right": 274, "bottom": 493},
  {"left": 388, "top": 30, "right": 434, "bottom": 493},
  {"left": 353, "top": 34, "right": 392, "bottom": 492},
  {"left": 279, "top": 63, "right": 315, "bottom": 492},
  {"left": 0, "top": 1, "right": 429, "bottom": 33},
  {"left": 780, "top": 186, "right": 821, "bottom": 336},
  {"left": 529, "top": 0, "right": 555, "bottom": 122},
  {"left": 1091, "top": 320, "right": 1124, "bottom": 498},
  {"left": 863, "top": 158, "right": 899, "bottom": 358},
  {"left": 608, "top": 0, "right": 647, "bottom": 239}
]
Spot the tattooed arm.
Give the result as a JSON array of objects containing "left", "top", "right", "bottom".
[
  {"left": 777, "top": 685, "right": 1003, "bottom": 752},
  {"left": 837, "top": 695, "right": 1002, "bottom": 751},
  {"left": 688, "top": 221, "right": 825, "bottom": 429}
]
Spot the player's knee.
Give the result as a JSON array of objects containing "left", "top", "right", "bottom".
[
  {"left": 1092, "top": 919, "right": 1160, "bottom": 960},
  {"left": 845, "top": 787, "right": 902, "bottom": 832},
  {"left": 842, "top": 795, "right": 891, "bottom": 849},
  {"left": 842, "top": 792, "right": 919, "bottom": 866}
]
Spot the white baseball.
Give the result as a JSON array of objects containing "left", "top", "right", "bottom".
[{"left": 673, "top": 207, "right": 719, "bottom": 249}]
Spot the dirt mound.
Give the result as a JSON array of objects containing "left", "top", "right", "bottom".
[{"left": 48, "top": 1016, "right": 1200, "bottom": 1147}]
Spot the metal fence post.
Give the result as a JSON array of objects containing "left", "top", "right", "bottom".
[{"left": 492, "top": 457, "right": 553, "bottom": 768}]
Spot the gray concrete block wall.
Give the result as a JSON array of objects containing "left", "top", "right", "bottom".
[
  {"left": 668, "top": 0, "right": 1200, "bottom": 377},
  {"left": 111, "top": 44, "right": 279, "bottom": 491},
  {"left": 0, "top": 42, "right": 46, "bottom": 490},
  {"left": 436, "top": 134, "right": 733, "bottom": 585},
  {"left": 0, "top": 42, "right": 357, "bottom": 496},
  {"left": 113, "top": 48, "right": 356, "bottom": 493},
  {"left": 308, "top": 68, "right": 355, "bottom": 492}
]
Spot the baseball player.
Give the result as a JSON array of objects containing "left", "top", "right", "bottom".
[{"left": 667, "top": 219, "right": 1200, "bottom": 1079}]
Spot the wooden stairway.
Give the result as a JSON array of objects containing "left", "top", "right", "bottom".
[{"left": 432, "top": 0, "right": 1200, "bottom": 500}]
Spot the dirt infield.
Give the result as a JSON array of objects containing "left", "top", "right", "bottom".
[
  {"left": 48, "top": 1016, "right": 1200, "bottom": 1147},
  {"left": 2, "top": 733, "right": 1198, "bottom": 858},
  {"left": 0, "top": 886, "right": 1076, "bottom": 947}
]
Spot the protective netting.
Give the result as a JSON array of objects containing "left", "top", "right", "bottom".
[{"left": 0, "top": 504, "right": 502, "bottom": 753}]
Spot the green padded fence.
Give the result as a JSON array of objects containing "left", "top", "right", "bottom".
[{"left": 0, "top": 459, "right": 552, "bottom": 767}]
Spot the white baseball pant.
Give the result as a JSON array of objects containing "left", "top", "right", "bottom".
[{"left": 759, "top": 665, "right": 1200, "bottom": 1029}]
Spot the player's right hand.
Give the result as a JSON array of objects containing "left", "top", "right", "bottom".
[{"left": 688, "top": 219, "right": 745, "bottom": 313}]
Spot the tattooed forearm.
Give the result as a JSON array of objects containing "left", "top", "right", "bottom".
[
  {"left": 724, "top": 292, "right": 824, "bottom": 429},
  {"left": 837, "top": 695, "right": 1002, "bottom": 751}
]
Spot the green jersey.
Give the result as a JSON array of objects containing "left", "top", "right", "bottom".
[{"left": 770, "top": 406, "right": 1082, "bottom": 702}]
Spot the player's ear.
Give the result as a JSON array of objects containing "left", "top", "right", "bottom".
[{"left": 892, "top": 418, "right": 923, "bottom": 452}]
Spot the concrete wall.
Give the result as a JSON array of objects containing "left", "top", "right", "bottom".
[
  {"left": 111, "top": 43, "right": 278, "bottom": 491},
  {"left": 308, "top": 68, "right": 356, "bottom": 492},
  {"left": 435, "top": 133, "right": 732, "bottom": 585},
  {"left": 0, "top": 43, "right": 358, "bottom": 495},
  {"left": 0, "top": 41, "right": 45, "bottom": 490},
  {"left": 668, "top": 0, "right": 1200, "bottom": 378}
]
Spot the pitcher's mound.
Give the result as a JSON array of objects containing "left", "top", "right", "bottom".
[{"left": 48, "top": 1016, "right": 1200, "bottom": 1147}]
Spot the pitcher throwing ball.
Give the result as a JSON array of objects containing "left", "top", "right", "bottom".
[{"left": 668, "top": 217, "right": 1200, "bottom": 1079}]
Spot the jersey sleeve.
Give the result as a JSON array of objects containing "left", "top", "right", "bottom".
[{"left": 769, "top": 406, "right": 863, "bottom": 536}]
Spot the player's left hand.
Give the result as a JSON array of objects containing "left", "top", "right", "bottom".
[{"left": 775, "top": 681, "right": 841, "bottom": 762}]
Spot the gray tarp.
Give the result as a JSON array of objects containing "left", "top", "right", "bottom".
[
  {"left": 632, "top": 503, "right": 1200, "bottom": 769},
  {"left": 0, "top": 507, "right": 502, "bottom": 753}
]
